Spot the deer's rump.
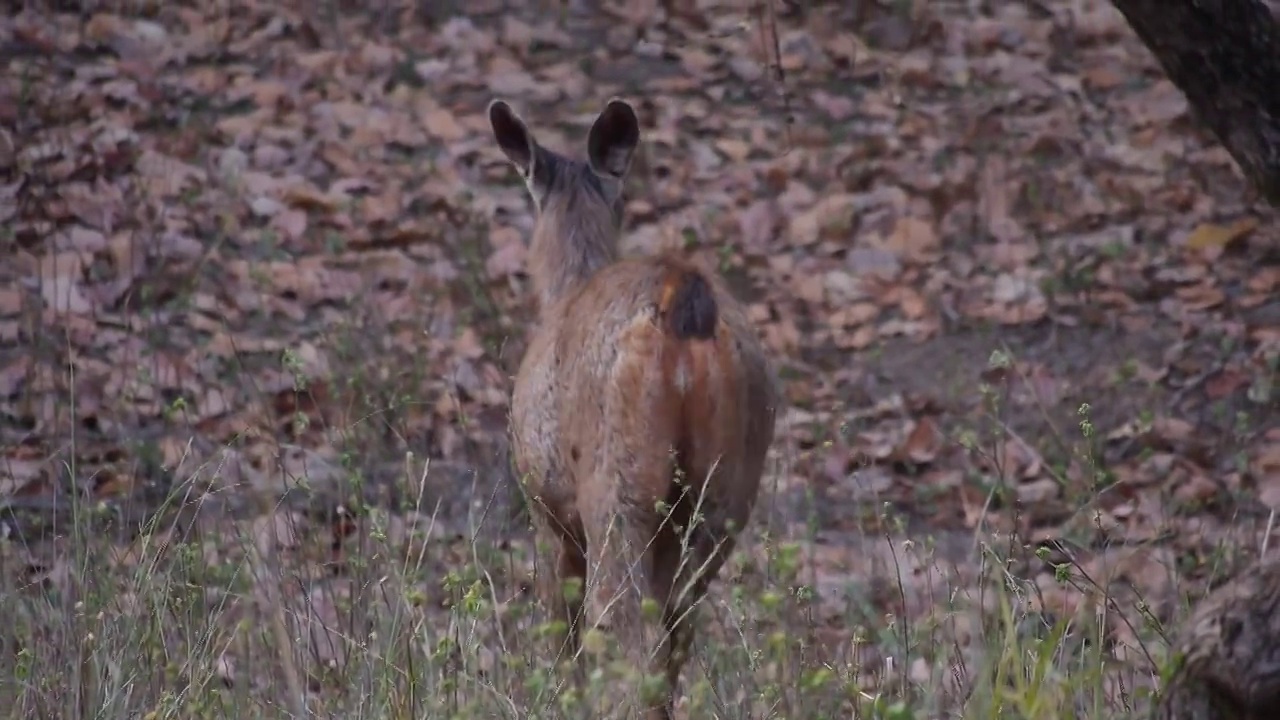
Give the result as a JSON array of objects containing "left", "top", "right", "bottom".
[{"left": 536, "top": 256, "right": 753, "bottom": 523}]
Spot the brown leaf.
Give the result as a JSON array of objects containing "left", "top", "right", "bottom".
[
  {"left": 135, "top": 149, "right": 206, "bottom": 198},
  {"left": 454, "top": 327, "right": 486, "bottom": 360},
  {"left": 1153, "top": 416, "right": 1196, "bottom": 444},
  {"left": 1246, "top": 266, "right": 1280, "bottom": 294},
  {"left": 1254, "top": 444, "right": 1280, "bottom": 488},
  {"left": 1016, "top": 477, "right": 1059, "bottom": 504},
  {"left": 360, "top": 188, "right": 403, "bottom": 226},
  {"left": 282, "top": 182, "right": 342, "bottom": 212},
  {"left": 421, "top": 104, "right": 467, "bottom": 142},
  {"left": 791, "top": 272, "right": 826, "bottom": 306},
  {"left": 1204, "top": 369, "right": 1249, "bottom": 400},
  {"left": 738, "top": 199, "right": 781, "bottom": 254},
  {"left": 896, "top": 416, "right": 942, "bottom": 465},
  {"left": 993, "top": 436, "right": 1043, "bottom": 480},
  {"left": 787, "top": 194, "right": 857, "bottom": 247},
  {"left": 978, "top": 156, "right": 1024, "bottom": 245},
  {"left": 273, "top": 208, "right": 309, "bottom": 242},
  {"left": 1174, "top": 471, "right": 1221, "bottom": 506},
  {"left": 486, "top": 241, "right": 526, "bottom": 280},
  {"left": 882, "top": 216, "right": 940, "bottom": 262},
  {"left": 830, "top": 302, "right": 880, "bottom": 329},
  {"left": 1184, "top": 217, "right": 1257, "bottom": 251},
  {"left": 897, "top": 287, "right": 928, "bottom": 319},
  {"left": 0, "top": 286, "right": 22, "bottom": 315},
  {"left": 833, "top": 324, "right": 877, "bottom": 350},
  {"left": 0, "top": 355, "right": 31, "bottom": 398},
  {"left": 38, "top": 252, "right": 93, "bottom": 314},
  {"left": 93, "top": 468, "right": 139, "bottom": 499},
  {"left": 714, "top": 138, "right": 751, "bottom": 162},
  {"left": 486, "top": 226, "right": 526, "bottom": 279},
  {"left": 762, "top": 319, "right": 801, "bottom": 356},
  {"left": 1082, "top": 62, "right": 1126, "bottom": 91},
  {"left": 811, "top": 90, "right": 856, "bottom": 121}
]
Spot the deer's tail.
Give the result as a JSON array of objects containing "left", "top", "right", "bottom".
[{"left": 657, "top": 264, "right": 718, "bottom": 340}]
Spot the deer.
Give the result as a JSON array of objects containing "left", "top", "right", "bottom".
[{"left": 487, "top": 96, "right": 780, "bottom": 719}]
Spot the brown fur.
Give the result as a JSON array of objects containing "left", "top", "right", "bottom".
[{"left": 489, "top": 98, "right": 780, "bottom": 719}]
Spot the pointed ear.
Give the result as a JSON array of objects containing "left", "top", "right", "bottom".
[
  {"left": 586, "top": 98, "right": 639, "bottom": 180},
  {"left": 488, "top": 99, "right": 536, "bottom": 176}
]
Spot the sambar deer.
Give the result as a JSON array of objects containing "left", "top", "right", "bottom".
[{"left": 488, "top": 97, "right": 779, "bottom": 719}]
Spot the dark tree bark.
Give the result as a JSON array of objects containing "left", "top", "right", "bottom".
[
  {"left": 1155, "top": 556, "right": 1280, "bottom": 720},
  {"left": 1109, "top": 0, "right": 1280, "bottom": 206}
]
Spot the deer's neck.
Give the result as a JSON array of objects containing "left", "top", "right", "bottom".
[{"left": 530, "top": 223, "right": 619, "bottom": 309}]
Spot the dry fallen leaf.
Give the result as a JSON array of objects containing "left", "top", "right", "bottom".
[
  {"left": 882, "top": 216, "right": 940, "bottom": 262},
  {"left": 37, "top": 252, "right": 93, "bottom": 314},
  {"left": 895, "top": 416, "right": 942, "bottom": 465},
  {"left": 1255, "top": 445, "right": 1280, "bottom": 493},
  {"left": 830, "top": 302, "right": 880, "bottom": 329},
  {"left": 1184, "top": 217, "right": 1258, "bottom": 251},
  {"left": 788, "top": 194, "right": 857, "bottom": 247},
  {"left": 421, "top": 103, "right": 468, "bottom": 142}
]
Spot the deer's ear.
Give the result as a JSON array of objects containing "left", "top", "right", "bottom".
[
  {"left": 587, "top": 98, "right": 639, "bottom": 180},
  {"left": 489, "top": 99, "right": 537, "bottom": 176},
  {"left": 489, "top": 99, "right": 555, "bottom": 204}
]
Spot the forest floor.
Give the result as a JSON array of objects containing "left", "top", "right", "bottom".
[{"left": 1, "top": 0, "right": 1277, "bottom": 717}]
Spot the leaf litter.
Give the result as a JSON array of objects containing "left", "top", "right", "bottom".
[{"left": 0, "top": 0, "right": 1278, "bottom": 704}]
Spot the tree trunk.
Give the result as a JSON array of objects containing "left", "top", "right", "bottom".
[
  {"left": 1109, "top": 0, "right": 1280, "bottom": 206},
  {"left": 1154, "top": 556, "right": 1280, "bottom": 719}
]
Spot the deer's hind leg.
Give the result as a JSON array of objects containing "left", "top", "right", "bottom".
[
  {"left": 578, "top": 429, "right": 679, "bottom": 716},
  {"left": 654, "top": 483, "right": 740, "bottom": 713},
  {"left": 529, "top": 510, "right": 587, "bottom": 671},
  {"left": 579, "top": 451, "right": 669, "bottom": 653},
  {"left": 580, "top": 467, "right": 673, "bottom": 720}
]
